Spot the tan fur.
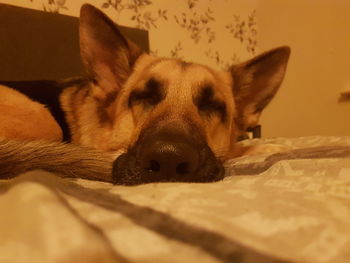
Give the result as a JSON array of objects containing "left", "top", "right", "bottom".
[
  {"left": 0, "top": 85, "right": 62, "bottom": 141},
  {"left": 61, "top": 46, "right": 289, "bottom": 160},
  {"left": 60, "top": 55, "right": 240, "bottom": 159},
  {"left": 0, "top": 139, "right": 113, "bottom": 181}
]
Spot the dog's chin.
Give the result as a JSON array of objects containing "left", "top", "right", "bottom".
[{"left": 112, "top": 150, "right": 224, "bottom": 186}]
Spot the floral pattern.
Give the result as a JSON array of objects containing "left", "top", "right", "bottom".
[
  {"left": 42, "top": 0, "right": 68, "bottom": 13},
  {"left": 173, "top": 5, "right": 215, "bottom": 44},
  {"left": 101, "top": 0, "right": 168, "bottom": 30},
  {"left": 225, "top": 10, "right": 257, "bottom": 54},
  {"left": 2, "top": 0, "right": 258, "bottom": 69}
]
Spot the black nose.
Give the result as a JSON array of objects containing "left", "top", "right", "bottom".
[
  {"left": 112, "top": 131, "right": 224, "bottom": 185},
  {"left": 140, "top": 140, "right": 199, "bottom": 179}
]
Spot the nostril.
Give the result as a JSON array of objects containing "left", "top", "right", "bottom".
[
  {"left": 146, "top": 160, "right": 161, "bottom": 172},
  {"left": 176, "top": 162, "right": 190, "bottom": 174}
]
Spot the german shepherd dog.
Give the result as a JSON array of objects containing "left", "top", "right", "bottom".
[{"left": 0, "top": 4, "right": 290, "bottom": 185}]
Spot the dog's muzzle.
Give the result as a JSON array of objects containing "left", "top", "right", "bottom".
[{"left": 112, "top": 129, "right": 224, "bottom": 185}]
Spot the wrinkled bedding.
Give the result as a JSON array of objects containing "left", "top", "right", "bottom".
[{"left": 1, "top": 136, "right": 350, "bottom": 263}]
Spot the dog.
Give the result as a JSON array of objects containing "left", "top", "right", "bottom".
[{"left": 0, "top": 4, "right": 290, "bottom": 185}]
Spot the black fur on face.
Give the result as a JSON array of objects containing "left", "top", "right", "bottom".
[
  {"left": 194, "top": 83, "right": 227, "bottom": 123},
  {"left": 128, "top": 77, "right": 165, "bottom": 109}
]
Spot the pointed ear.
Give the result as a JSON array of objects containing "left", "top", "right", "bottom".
[
  {"left": 230, "top": 46, "right": 290, "bottom": 132},
  {"left": 79, "top": 4, "right": 143, "bottom": 101}
]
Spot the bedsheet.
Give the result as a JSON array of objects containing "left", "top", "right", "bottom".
[{"left": 1, "top": 136, "right": 350, "bottom": 263}]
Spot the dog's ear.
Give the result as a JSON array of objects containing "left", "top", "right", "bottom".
[
  {"left": 79, "top": 4, "right": 142, "bottom": 101},
  {"left": 230, "top": 46, "right": 290, "bottom": 131}
]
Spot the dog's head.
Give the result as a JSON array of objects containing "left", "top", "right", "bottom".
[{"left": 79, "top": 4, "right": 290, "bottom": 185}]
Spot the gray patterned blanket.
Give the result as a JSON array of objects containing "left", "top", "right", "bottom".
[{"left": 1, "top": 136, "right": 350, "bottom": 263}]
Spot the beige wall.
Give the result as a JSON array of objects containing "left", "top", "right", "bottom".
[{"left": 257, "top": 0, "right": 350, "bottom": 137}]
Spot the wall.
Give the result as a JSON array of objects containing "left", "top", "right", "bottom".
[{"left": 257, "top": 0, "right": 350, "bottom": 137}]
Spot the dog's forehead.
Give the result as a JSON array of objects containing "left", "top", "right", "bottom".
[
  {"left": 134, "top": 55, "right": 232, "bottom": 95},
  {"left": 150, "top": 59, "right": 217, "bottom": 82}
]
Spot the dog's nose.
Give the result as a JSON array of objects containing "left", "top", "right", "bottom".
[
  {"left": 112, "top": 130, "right": 224, "bottom": 185},
  {"left": 140, "top": 141, "right": 199, "bottom": 179}
]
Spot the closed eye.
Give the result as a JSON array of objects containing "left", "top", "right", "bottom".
[
  {"left": 198, "top": 99, "right": 227, "bottom": 122},
  {"left": 194, "top": 84, "right": 227, "bottom": 122},
  {"left": 128, "top": 78, "right": 164, "bottom": 108},
  {"left": 198, "top": 100, "right": 226, "bottom": 119}
]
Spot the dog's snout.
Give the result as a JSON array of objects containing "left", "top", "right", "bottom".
[
  {"left": 140, "top": 141, "right": 199, "bottom": 178},
  {"left": 112, "top": 130, "right": 224, "bottom": 185}
]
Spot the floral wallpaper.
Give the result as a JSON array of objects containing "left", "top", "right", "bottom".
[{"left": 1, "top": 0, "right": 258, "bottom": 69}]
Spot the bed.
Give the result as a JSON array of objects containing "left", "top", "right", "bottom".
[{"left": 1, "top": 4, "right": 350, "bottom": 263}]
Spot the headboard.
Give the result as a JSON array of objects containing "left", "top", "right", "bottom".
[{"left": 0, "top": 3, "right": 149, "bottom": 81}]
